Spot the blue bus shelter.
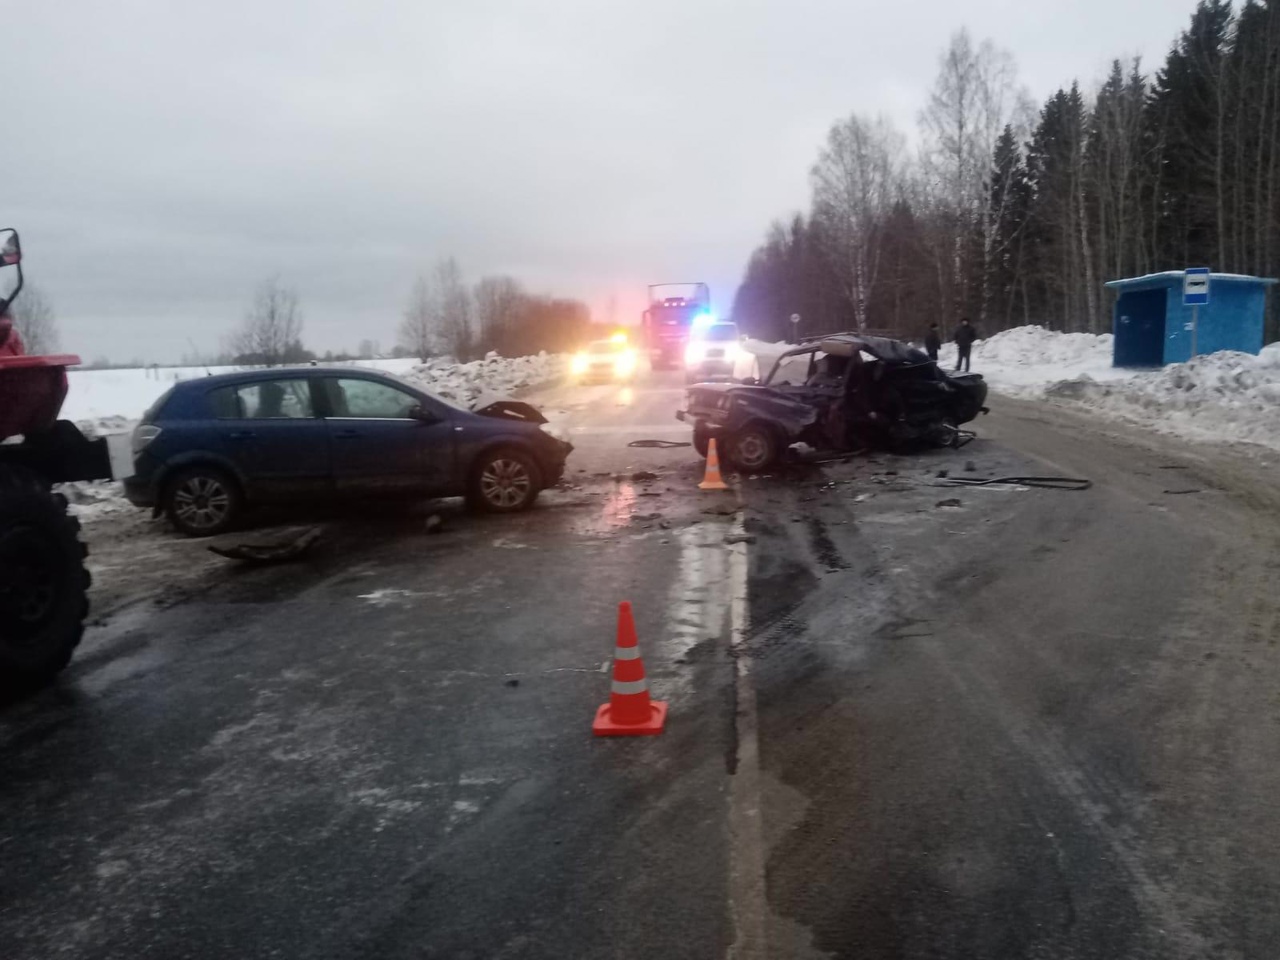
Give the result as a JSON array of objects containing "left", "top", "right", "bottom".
[{"left": 1103, "top": 271, "right": 1277, "bottom": 366}]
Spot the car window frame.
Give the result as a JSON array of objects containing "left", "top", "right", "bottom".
[
  {"left": 317, "top": 375, "right": 439, "bottom": 422},
  {"left": 206, "top": 376, "right": 321, "bottom": 421}
]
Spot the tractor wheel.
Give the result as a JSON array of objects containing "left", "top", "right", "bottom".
[{"left": 0, "top": 467, "right": 90, "bottom": 689}]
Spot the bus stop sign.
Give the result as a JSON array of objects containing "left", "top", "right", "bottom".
[{"left": 1183, "top": 267, "right": 1210, "bottom": 306}]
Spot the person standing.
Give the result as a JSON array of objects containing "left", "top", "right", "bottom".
[
  {"left": 954, "top": 317, "right": 978, "bottom": 373},
  {"left": 924, "top": 323, "right": 941, "bottom": 362}
]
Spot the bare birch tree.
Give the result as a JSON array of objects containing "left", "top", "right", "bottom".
[
  {"left": 810, "top": 113, "right": 904, "bottom": 330},
  {"left": 10, "top": 284, "right": 59, "bottom": 355},
  {"left": 473, "top": 275, "right": 525, "bottom": 355},
  {"left": 919, "top": 29, "right": 1028, "bottom": 323},
  {"left": 434, "top": 257, "right": 473, "bottom": 360},
  {"left": 230, "top": 276, "right": 303, "bottom": 366},
  {"left": 399, "top": 275, "right": 438, "bottom": 359}
]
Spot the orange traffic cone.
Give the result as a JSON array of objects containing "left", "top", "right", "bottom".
[
  {"left": 699, "top": 437, "right": 729, "bottom": 491},
  {"left": 593, "top": 601, "right": 668, "bottom": 737}
]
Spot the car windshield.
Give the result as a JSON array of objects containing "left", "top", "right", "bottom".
[
  {"left": 699, "top": 324, "right": 738, "bottom": 342},
  {"left": 376, "top": 369, "right": 469, "bottom": 413},
  {"left": 766, "top": 350, "right": 819, "bottom": 386},
  {"left": 588, "top": 340, "right": 628, "bottom": 354}
]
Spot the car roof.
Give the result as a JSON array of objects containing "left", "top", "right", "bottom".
[
  {"left": 171, "top": 366, "right": 401, "bottom": 390},
  {"left": 783, "top": 332, "right": 926, "bottom": 364}
]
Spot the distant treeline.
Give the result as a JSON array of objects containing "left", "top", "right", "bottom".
[{"left": 733, "top": 1, "right": 1280, "bottom": 344}]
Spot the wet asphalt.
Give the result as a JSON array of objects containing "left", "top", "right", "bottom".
[{"left": 5, "top": 373, "right": 1280, "bottom": 959}]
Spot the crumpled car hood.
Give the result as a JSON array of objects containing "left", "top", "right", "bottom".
[
  {"left": 470, "top": 393, "right": 549, "bottom": 425},
  {"left": 686, "top": 382, "right": 823, "bottom": 436}
]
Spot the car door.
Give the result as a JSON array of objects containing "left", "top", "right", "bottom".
[
  {"left": 206, "top": 377, "right": 331, "bottom": 500},
  {"left": 319, "top": 376, "right": 456, "bottom": 496}
]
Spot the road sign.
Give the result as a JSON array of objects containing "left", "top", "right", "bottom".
[{"left": 1183, "top": 267, "right": 1210, "bottom": 306}]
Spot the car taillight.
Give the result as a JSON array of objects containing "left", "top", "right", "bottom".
[{"left": 132, "top": 424, "right": 162, "bottom": 454}]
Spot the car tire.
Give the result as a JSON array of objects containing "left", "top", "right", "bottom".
[
  {"left": 164, "top": 466, "right": 243, "bottom": 538},
  {"left": 0, "top": 466, "right": 90, "bottom": 689},
  {"left": 725, "top": 423, "right": 780, "bottom": 473},
  {"left": 467, "top": 447, "right": 542, "bottom": 513}
]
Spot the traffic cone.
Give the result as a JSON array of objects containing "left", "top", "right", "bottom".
[
  {"left": 593, "top": 601, "right": 668, "bottom": 737},
  {"left": 699, "top": 437, "right": 729, "bottom": 491}
]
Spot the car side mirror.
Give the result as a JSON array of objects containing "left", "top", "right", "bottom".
[{"left": 409, "top": 405, "right": 438, "bottom": 424}]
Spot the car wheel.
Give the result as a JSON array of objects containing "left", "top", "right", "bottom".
[
  {"left": 165, "top": 466, "right": 242, "bottom": 537},
  {"left": 468, "top": 448, "right": 542, "bottom": 513},
  {"left": 726, "top": 423, "right": 779, "bottom": 473}
]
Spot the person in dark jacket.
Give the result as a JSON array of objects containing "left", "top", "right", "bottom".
[
  {"left": 954, "top": 317, "right": 978, "bottom": 372},
  {"left": 924, "top": 323, "right": 941, "bottom": 362}
]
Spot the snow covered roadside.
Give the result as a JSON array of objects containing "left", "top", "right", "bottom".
[
  {"left": 957, "top": 326, "right": 1280, "bottom": 454},
  {"left": 56, "top": 352, "right": 566, "bottom": 523}
]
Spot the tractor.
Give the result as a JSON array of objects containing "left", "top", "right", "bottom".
[{"left": 0, "top": 229, "right": 118, "bottom": 689}]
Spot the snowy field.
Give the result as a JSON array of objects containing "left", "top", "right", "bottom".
[{"left": 738, "top": 327, "right": 1280, "bottom": 454}]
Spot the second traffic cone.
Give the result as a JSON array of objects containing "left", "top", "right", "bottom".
[
  {"left": 699, "top": 437, "right": 729, "bottom": 491},
  {"left": 593, "top": 601, "right": 668, "bottom": 736}
]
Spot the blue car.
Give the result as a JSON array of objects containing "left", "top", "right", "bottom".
[{"left": 123, "top": 367, "right": 573, "bottom": 537}]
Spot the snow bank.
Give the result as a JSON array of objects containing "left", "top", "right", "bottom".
[
  {"left": 962, "top": 325, "right": 1280, "bottom": 452},
  {"left": 397, "top": 352, "right": 565, "bottom": 407},
  {"left": 1037, "top": 344, "right": 1280, "bottom": 450}
]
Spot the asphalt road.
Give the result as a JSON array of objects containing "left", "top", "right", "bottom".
[{"left": 4, "top": 370, "right": 1280, "bottom": 959}]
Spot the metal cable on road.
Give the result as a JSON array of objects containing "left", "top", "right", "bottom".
[
  {"left": 937, "top": 475, "right": 1093, "bottom": 491},
  {"left": 626, "top": 439, "right": 693, "bottom": 448}
]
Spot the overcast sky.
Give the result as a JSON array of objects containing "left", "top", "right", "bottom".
[{"left": 9, "top": 0, "right": 1199, "bottom": 362}]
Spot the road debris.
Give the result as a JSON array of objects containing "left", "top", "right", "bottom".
[
  {"left": 724, "top": 533, "right": 756, "bottom": 545},
  {"left": 208, "top": 526, "right": 322, "bottom": 564},
  {"left": 935, "top": 498, "right": 963, "bottom": 508}
]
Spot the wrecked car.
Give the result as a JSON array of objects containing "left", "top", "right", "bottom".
[
  {"left": 677, "top": 333, "right": 987, "bottom": 471},
  {"left": 123, "top": 368, "right": 572, "bottom": 535}
]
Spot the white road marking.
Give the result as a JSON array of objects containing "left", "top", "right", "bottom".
[{"left": 725, "top": 506, "right": 769, "bottom": 960}]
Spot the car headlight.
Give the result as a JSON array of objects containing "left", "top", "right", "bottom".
[
  {"left": 539, "top": 422, "right": 569, "bottom": 442},
  {"left": 722, "top": 343, "right": 740, "bottom": 363},
  {"left": 684, "top": 343, "right": 705, "bottom": 365},
  {"left": 570, "top": 353, "right": 589, "bottom": 375},
  {"left": 615, "top": 350, "right": 637, "bottom": 375},
  {"left": 132, "top": 424, "right": 162, "bottom": 454}
]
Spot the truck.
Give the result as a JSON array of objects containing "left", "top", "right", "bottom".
[
  {"left": 0, "top": 229, "right": 121, "bottom": 689},
  {"left": 640, "top": 282, "right": 711, "bottom": 370}
]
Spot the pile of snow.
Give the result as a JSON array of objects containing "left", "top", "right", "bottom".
[
  {"left": 1037, "top": 344, "right": 1280, "bottom": 450},
  {"left": 961, "top": 325, "right": 1280, "bottom": 452},
  {"left": 398, "top": 352, "right": 565, "bottom": 407}
]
